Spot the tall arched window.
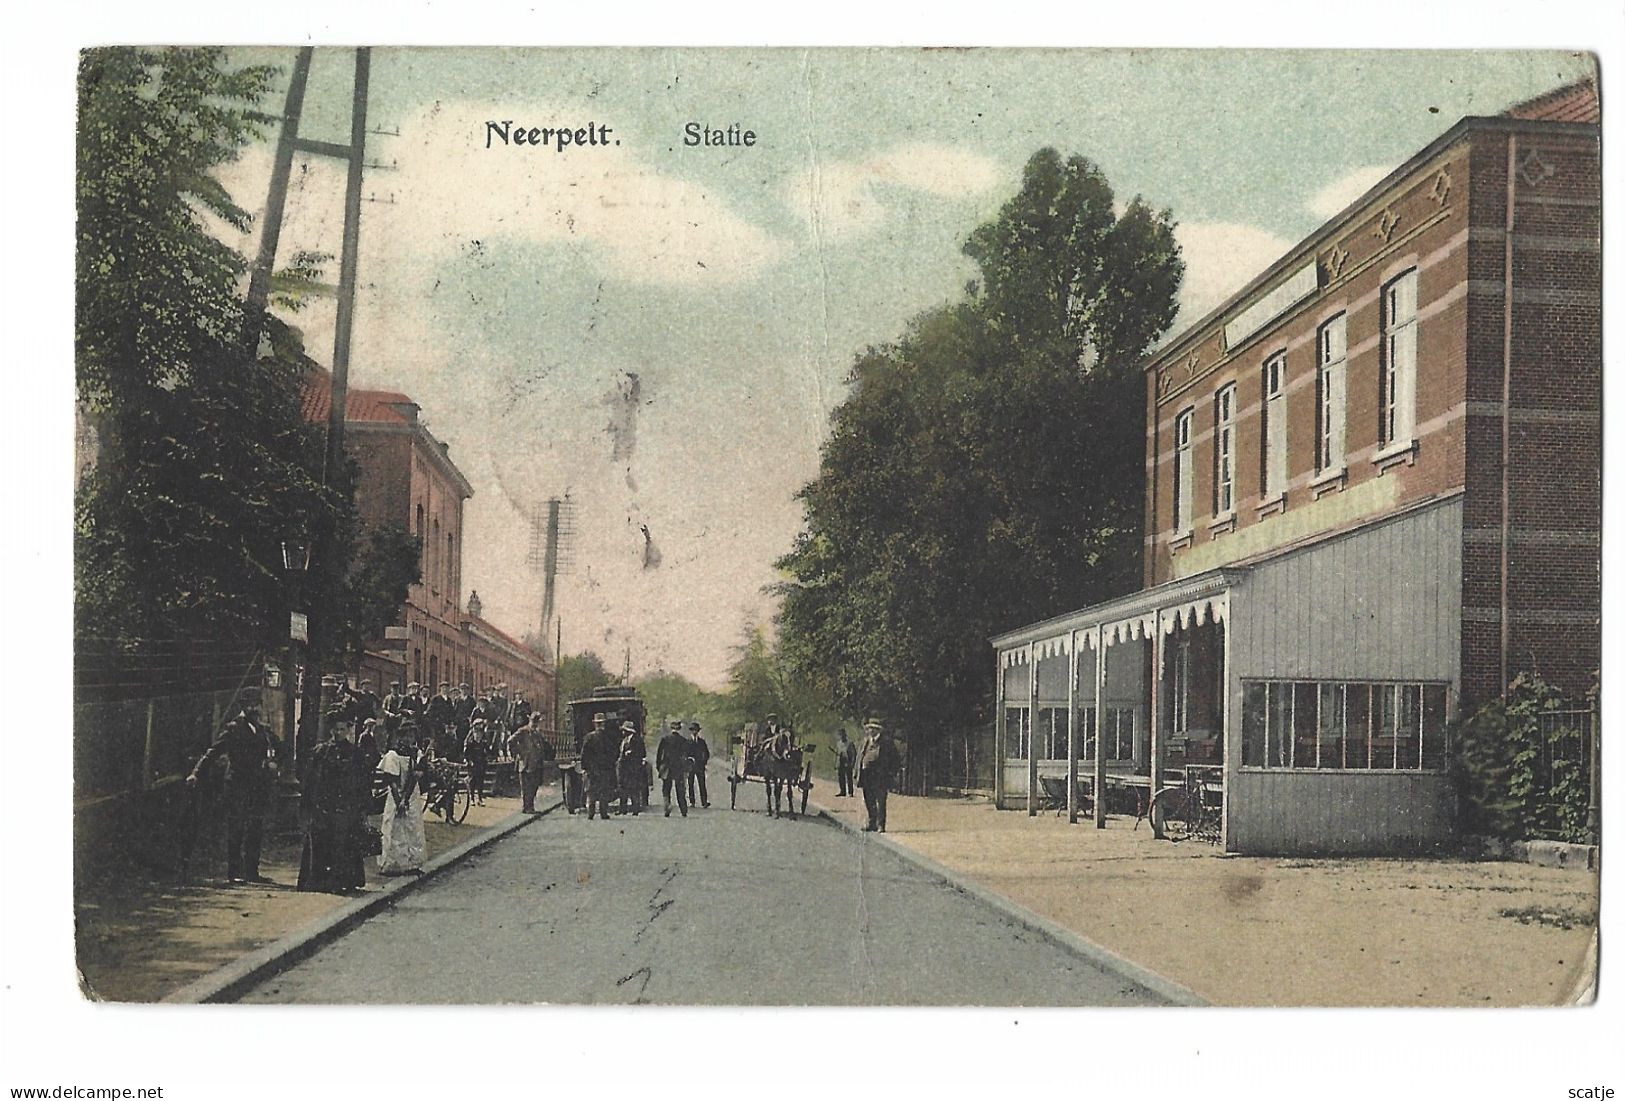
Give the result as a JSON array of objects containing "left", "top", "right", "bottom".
[
  {"left": 431, "top": 518, "right": 440, "bottom": 594},
  {"left": 414, "top": 503, "right": 425, "bottom": 575}
]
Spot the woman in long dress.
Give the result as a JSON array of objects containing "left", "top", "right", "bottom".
[
  {"left": 377, "top": 729, "right": 428, "bottom": 875},
  {"left": 297, "top": 720, "right": 369, "bottom": 892}
]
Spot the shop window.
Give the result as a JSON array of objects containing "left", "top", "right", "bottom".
[
  {"left": 1106, "top": 707, "right": 1137, "bottom": 760},
  {"left": 1080, "top": 707, "right": 1098, "bottom": 761},
  {"left": 1004, "top": 706, "right": 1030, "bottom": 759},
  {"left": 1172, "top": 640, "right": 1191, "bottom": 734},
  {"left": 1241, "top": 679, "right": 1449, "bottom": 770},
  {"left": 1040, "top": 707, "right": 1071, "bottom": 759}
]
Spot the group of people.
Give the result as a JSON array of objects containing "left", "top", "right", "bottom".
[
  {"left": 573, "top": 713, "right": 712, "bottom": 820},
  {"left": 185, "top": 689, "right": 904, "bottom": 895},
  {"left": 342, "top": 679, "right": 533, "bottom": 759},
  {"left": 185, "top": 676, "right": 556, "bottom": 895}
]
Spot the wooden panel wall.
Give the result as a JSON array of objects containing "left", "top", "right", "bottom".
[
  {"left": 1231, "top": 498, "right": 1462, "bottom": 682},
  {"left": 1228, "top": 769, "right": 1455, "bottom": 854}
]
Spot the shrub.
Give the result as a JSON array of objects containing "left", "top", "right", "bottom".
[{"left": 1452, "top": 674, "right": 1594, "bottom": 844}]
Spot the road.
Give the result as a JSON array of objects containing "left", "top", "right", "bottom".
[{"left": 240, "top": 784, "right": 1167, "bottom": 1005}]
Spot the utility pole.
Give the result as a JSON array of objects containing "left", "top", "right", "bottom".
[
  {"left": 322, "top": 48, "right": 372, "bottom": 488},
  {"left": 241, "top": 48, "right": 313, "bottom": 354},
  {"left": 243, "top": 47, "right": 376, "bottom": 756}
]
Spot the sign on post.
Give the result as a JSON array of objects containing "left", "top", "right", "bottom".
[{"left": 290, "top": 611, "right": 309, "bottom": 643}]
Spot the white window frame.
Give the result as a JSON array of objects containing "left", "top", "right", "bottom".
[
  {"left": 1173, "top": 408, "right": 1194, "bottom": 535},
  {"left": 1172, "top": 640, "right": 1191, "bottom": 735},
  {"left": 1262, "top": 355, "right": 1286, "bottom": 501},
  {"left": 1382, "top": 271, "right": 1418, "bottom": 448},
  {"left": 1317, "top": 315, "right": 1347, "bottom": 472},
  {"left": 1241, "top": 679, "right": 1448, "bottom": 771},
  {"left": 1214, "top": 384, "right": 1236, "bottom": 515}
]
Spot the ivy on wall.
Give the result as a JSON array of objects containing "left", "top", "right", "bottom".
[{"left": 1452, "top": 674, "right": 1595, "bottom": 845}]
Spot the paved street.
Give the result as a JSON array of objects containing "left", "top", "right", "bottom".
[{"left": 240, "top": 782, "right": 1165, "bottom": 1005}]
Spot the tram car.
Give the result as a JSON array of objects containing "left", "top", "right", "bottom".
[{"left": 561, "top": 685, "right": 649, "bottom": 812}]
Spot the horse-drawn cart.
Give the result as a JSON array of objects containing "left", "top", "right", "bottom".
[{"left": 727, "top": 722, "right": 813, "bottom": 816}]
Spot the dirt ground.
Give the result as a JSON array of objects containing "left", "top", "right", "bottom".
[
  {"left": 817, "top": 792, "right": 1598, "bottom": 1006},
  {"left": 74, "top": 793, "right": 535, "bottom": 1003}
]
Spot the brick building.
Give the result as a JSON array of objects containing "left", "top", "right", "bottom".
[
  {"left": 990, "top": 81, "right": 1599, "bottom": 854},
  {"left": 301, "top": 368, "right": 554, "bottom": 716}
]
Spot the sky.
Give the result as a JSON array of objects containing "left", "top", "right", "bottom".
[{"left": 208, "top": 47, "right": 1593, "bottom": 689}]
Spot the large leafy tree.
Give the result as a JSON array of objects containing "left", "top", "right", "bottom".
[
  {"left": 776, "top": 149, "right": 1182, "bottom": 759},
  {"left": 75, "top": 48, "right": 412, "bottom": 673}
]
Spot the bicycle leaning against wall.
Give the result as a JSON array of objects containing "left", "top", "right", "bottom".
[{"left": 1136, "top": 765, "right": 1221, "bottom": 844}]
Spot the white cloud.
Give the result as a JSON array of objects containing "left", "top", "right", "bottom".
[
  {"left": 214, "top": 100, "right": 788, "bottom": 286},
  {"left": 1172, "top": 221, "right": 1295, "bottom": 329},
  {"left": 784, "top": 142, "right": 1003, "bottom": 240},
  {"left": 1306, "top": 164, "right": 1396, "bottom": 221}
]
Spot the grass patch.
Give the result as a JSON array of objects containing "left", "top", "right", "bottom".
[{"left": 1496, "top": 905, "right": 1596, "bottom": 930}]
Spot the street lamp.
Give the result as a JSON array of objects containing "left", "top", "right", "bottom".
[{"left": 281, "top": 539, "right": 311, "bottom": 771}]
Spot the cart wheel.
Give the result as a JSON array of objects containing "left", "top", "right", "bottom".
[{"left": 800, "top": 780, "right": 810, "bottom": 817}]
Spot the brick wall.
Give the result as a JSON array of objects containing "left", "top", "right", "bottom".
[
  {"left": 1144, "top": 140, "right": 1472, "bottom": 586},
  {"left": 1137, "top": 117, "right": 1600, "bottom": 709},
  {"left": 1459, "top": 129, "right": 1601, "bottom": 707}
]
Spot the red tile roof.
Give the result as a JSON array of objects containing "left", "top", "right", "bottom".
[
  {"left": 299, "top": 366, "right": 420, "bottom": 426},
  {"left": 1504, "top": 79, "right": 1599, "bottom": 124}
]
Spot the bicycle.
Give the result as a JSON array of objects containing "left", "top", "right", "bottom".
[
  {"left": 1136, "top": 768, "right": 1219, "bottom": 843},
  {"left": 421, "top": 759, "right": 473, "bottom": 825}
]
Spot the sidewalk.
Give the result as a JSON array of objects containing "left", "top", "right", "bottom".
[
  {"left": 817, "top": 792, "right": 1598, "bottom": 1006},
  {"left": 75, "top": 786, "right": 552, "bottom": 1003}
]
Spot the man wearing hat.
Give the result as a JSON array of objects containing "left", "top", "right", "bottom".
[
  {"left": 580, "top": 712, "right": 618, "bottom": 821},
  {"left": 380, "top": 680, "right": 407, "bottom": 737},
  {"left": 400, "top": 682, "right": 425, "bottom": 719},
  {"left": 453, "top": 683, "right": 476, "bottom": 741},
  {"left": 656, "top": 720, "right": 690, "bottom": 818},
  {"left": 426, "top": 682, "right": 456, "bottom": 758},
  {"left": 617, "top": 720, "right": 648, "bottom": 815},
  {"left": 855, "top": 718, "right": 899, "bottom": 833},
  {"left": 186, "top": 702, "right": 278, "bottom": 883},
  {"left": 685, "top": 722, "right": 711, "bottom": 808},
  {"left": 512, "top": 713, "right": 551, "bottom": 814}
]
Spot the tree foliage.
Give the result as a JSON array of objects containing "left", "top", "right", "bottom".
[
  {"left": 556, "top": 651, "right": 616, "bottom": 707},
  {"left": 74, "top": 48, "right": 409, "bottom": 670},
  {"left": 776, "top": 148, "right": 1183, "bottom": 745}
]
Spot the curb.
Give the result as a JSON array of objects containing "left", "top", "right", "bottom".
[
  {"left": 1465, "top": 835, "right": 1601, "bottom": 871},
  {"left": 1568, "top": 928, "right": 1600, "bottom": 1006},
  {"left": 810, "top": 800, "right": 1208, "bottom": 1007},
  {"left": 160, "top": 798, "right": 563, "bottom": 1004}
]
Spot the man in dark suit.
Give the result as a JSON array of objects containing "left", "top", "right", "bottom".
[
  {"left": 510, "top": 691, "right": 532, "bottom": 734},
  {"left": 656, "top": 721, "right": 690, "bottom": 818},
  {"left": 855, "top": 718, "right": 899, "bottom": 833},
  {"left": 513, "top": 715, "right": 552, "bottom": 814},
  {"left": 380, "top": 680, "right": 408, "bottom": 736},
  {"left": 685, "top": 721, "right": 711, "bottom": 808},
  {"left": 186, "top": 703, "right": 278, "bottom": 883},
  {"left": 580, "top": 714, "right": 618, "bottom": 821},
  {"left": 426, "top": 682, "right": 456, "bottom": 757},
  {"left": 453, "top": 683, "right": 475, "bottom": 741}
]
